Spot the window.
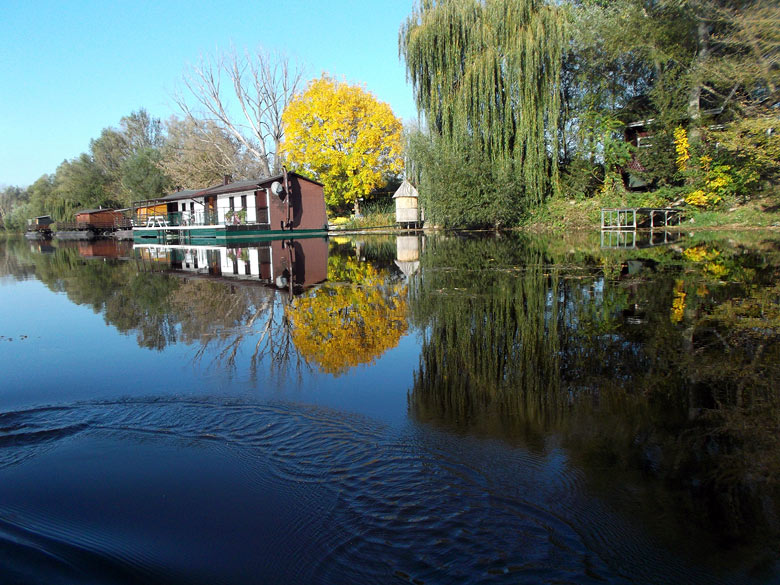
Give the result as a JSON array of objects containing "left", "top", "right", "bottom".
[
  {"left": 229, "top": 196, "right": 235, "bottom": 210},
  {"left": 241, "top": 195, "right": 247, "bottom": 210}
]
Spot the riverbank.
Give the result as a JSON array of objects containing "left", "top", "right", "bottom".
[{"left": 524, "top": 191, "right": 780, "bottom": 232}]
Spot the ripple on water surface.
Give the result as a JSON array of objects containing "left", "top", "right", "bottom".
[{"left": 0, "top": 398, "right": 762, "bottom": 585}]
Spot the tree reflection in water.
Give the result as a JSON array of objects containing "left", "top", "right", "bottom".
[
  {"left": 0, "top": 236, "right": 409, "bottom": 382},
  {"left": 288, "top": 240, "right": 408, "bottom": 375},
  {"left": 408, "top": 233, "right": 780, "bottom": 545},
  {"left": 3, "top": 232, "right": 778, "bottom": 548}
]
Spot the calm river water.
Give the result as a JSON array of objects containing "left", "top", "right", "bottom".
[{"left": 0, "top": 231, "right": 778, "bottom": 584}]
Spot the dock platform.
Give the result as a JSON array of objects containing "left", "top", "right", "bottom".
[{"left": 601, "top": 208, "right": 681, "bottom": 230}]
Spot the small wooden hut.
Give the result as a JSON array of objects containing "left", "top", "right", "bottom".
[
  {"left": 25, "top": 215, "right": 54, "bottom": 240},
  {"left": 75, "top": 208, "right": 126, "bottom": 229},
  {"left": 28, "top": 215, "right": 54, "bottom": 229},
  {"left": 393, "top": 180, "right": 421, "bottom": 227}
]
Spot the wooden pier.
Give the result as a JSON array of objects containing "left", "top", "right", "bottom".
[{"left": 601, "top": 208, "right": 680, "bottom": 230}]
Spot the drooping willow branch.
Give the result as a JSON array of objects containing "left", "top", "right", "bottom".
[{"left": 400, "top": 0, "right": 567, "bottom": 206}]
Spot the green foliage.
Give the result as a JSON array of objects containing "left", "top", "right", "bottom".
[
  {"left": 400, "top": 0, "right": 567, "bottom": 220},
  {"left": 701, "top": 1, "right": 780, "bottom": 112},
  {"left": 3, "top": 202, "right": 34, "bottom": 231},
  {"left": 406, "top": 130, "right": 525, "bottom": 228},
  {"left": 712, "top": 114, "right": 780, "bottom": 193},
  {"left": 330, "top": 198, "right": 396, "bottom": 230},
  {"left": 224, "top": 208, "right": 247, "bottom": 224},
  {"left": 640, "top": 184, "right": 687, "bottom": 207},
  {"left": 90, "top": 109, "right": 167, "bottom": 205},
  {"left": 560, "top": 158, "right": 603, "bottom": 200},
  {"left": 51, "top": 154, "right": 112, "bottom": 220},
  {"left": 121, "top": 147, "right": 169, "bottom": 201},
  {"left": 564, "top": 1, "right": 691, "bottom": 148},
  {"left": 634, "top": 128, "right": 680, "bottom": 187},
  {"left": 550, "top": 0, "right": 780, "bottom": 218},
  {"left": 338, "top": 213, "right": 395, "bottom": 231},
  {"left": 0, "top": 186, "right": 28, "bottom": 229}
]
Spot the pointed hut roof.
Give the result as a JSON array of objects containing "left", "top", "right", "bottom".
[{"left": 392, "top": 179, "right": 419, "bottom": 199}]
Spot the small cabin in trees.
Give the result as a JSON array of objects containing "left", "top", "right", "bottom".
[
  {"left": 27, "top": 215, "right": 54, "bottom": 230},
  {"left": 393, "top": 179, "right": 421, "bottom": 227}
]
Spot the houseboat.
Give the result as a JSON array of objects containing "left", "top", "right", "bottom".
[
  {"left": 133, "top": 237, "right": 328, "bottom": 296},
  {"left": 53, "top": 207, "right": 132, "bottom": 240},
  {"left": 132, "top": 170, "right": 328, "bottom": 244},
  {"left": 25, "top": 215, "right": 54, "bottom": 239}
]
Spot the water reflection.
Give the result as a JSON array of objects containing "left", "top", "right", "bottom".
[
  {"left": 0, "top": 236, "right": 408, "bottom": 379},
  {"left": 1, "top": 232, "right": 779, "bottom": 583},
  {"left": 288, "top": 236, "right": 408, "bottom": 375},
  {"left": 134, "top": 238, "right": 328, "bottom": 296},
  {"left": 600, "top": 228, "right": 684, "bottom": 249},
  {"left": 408, "top": 232, "right": 780, "bottom": 552}
]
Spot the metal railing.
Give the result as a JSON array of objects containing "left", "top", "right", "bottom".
[
  {"left": 135, "top": 211, "right": 221, "bottom": 227},
  {"left": 53, "top": 217, "right": 133, "bottom": 231},
  {"left": 135, "top": 209, "right": 269, "bottom": 228}
]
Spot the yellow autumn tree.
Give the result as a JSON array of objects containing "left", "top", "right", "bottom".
[{"left": 281, "top": 75, "right": 404, "bottom": 212}]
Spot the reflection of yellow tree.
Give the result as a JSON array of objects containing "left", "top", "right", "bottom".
[
  {"left": 288, "top": 261, "right": 408, "bottom": 375},
  {"left": 683, "top": 244, "right": 730, "bottom": 279},
  {"left": 326, "top": 254, "right": 378, "bottom": 284},
  {"left": 670, "top": 279, "right": 686, "bottom": 324}
]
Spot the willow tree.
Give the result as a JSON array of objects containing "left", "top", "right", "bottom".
[{"left": 400, "top": 0, "right": 567, "bottom": 223}]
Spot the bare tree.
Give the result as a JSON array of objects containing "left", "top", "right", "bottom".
[
  {"left": 175, "top": 47, "right": 305, "bottom": 177},
  {"left": 161, "top": 116, "right": 263, "bottom": 189}
]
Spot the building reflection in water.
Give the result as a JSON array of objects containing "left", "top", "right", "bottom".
[{"left": 133, "top": 237, "right": 329, "bottom": 297}]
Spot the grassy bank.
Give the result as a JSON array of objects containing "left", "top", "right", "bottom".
[
  {"left": 328, "top": 199, "right": 396, "bottom": 231},
  {"left": 524, "top": 190, "right": 780, "bottom": 232}
]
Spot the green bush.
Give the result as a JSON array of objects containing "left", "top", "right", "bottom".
[
  {"left": 634, "top": 128, "right": 680, "bottom": 187},
  {"left": 407, "top": 131, "right": 527, "bottom": 228},
  {"left": 714, "top": 114, "right": 780, "bottom": 192},
  {"left": 560, "top": 158, "right": 603, "bottom": 200}
]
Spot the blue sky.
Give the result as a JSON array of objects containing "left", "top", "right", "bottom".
[{"left": 0, "top": 0, "right": 418, "bottom": 187}]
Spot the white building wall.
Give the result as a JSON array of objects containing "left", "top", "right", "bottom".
[
  {"left": 217, "top": 196, "right": 231, "bottom": 225},
  {"left": 248, "top": 248, "right": 260, "bottom": 276},
  {"left": 246, "top": 193, "right": 256, "bottom": 223},
  {"left": 174, "top": 197, "right": 205, "bottom": 225},
  {"left": 216, "top": 191, "right": 257, "bottom": 225}
]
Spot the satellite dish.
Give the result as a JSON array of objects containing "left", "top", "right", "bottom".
[{"left": 271, "top": 181, "right": 285, "bottom": 198}]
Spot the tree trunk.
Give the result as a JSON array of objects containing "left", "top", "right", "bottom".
[{"left": 688, "top": 18, "right": 711, "bottom": 144}]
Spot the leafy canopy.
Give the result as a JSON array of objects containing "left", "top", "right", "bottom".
[
  {"left": 282, "top": 76, "right": 403, "bottom": 212},
  {"left": 400, "top": 0, "right": 567, "bottom": 214}
]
